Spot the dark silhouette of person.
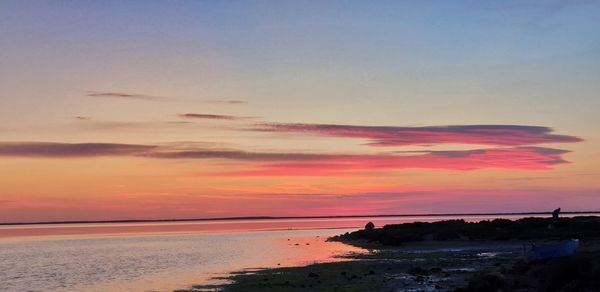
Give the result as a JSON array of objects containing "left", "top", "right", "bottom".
[{"left": 553, "top": 208, "right": 561, "bottom": 220}]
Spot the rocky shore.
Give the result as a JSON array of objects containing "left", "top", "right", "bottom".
[{"left": 181, "top": 216, "right": 600, "bottom": 291}]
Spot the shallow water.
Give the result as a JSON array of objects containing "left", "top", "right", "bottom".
[{"left": 0, "top": 228, "right": 362, "bottom": 292}]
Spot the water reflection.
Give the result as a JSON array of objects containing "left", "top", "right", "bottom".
[{"left": 0, "top": 228, "right": 363, "bottom": 292}]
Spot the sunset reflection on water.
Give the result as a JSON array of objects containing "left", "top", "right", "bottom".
[{"left": 0, "top": 227, "right": 365, "bottom": 292}]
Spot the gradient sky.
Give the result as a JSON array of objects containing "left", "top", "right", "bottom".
[{"left": 1, "top": 1, "right": 599, "bottom": 223}]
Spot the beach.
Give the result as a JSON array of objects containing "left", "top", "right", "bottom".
[
  {"left": 187, "top": 241, "right": 523, "bottom": 291},
  {"left": 190, "top": 216, "right": 600, "bottom": 291}
]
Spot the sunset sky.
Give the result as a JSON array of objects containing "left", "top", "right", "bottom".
[{"left": 1, "top": 1, "right": 599, "bottom": 223}]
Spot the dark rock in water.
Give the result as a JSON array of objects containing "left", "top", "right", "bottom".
[
  {"left": 408, "top": 266, "right": 429, "bottom": 275},
  {"left": 430, "top": 267, "right": 442, "bottom": 273},
  {"left": 365, "top": 221, "right": 375, "bottom": 230},
  {"left": 463, "top": 271, "right": 507, "bottom": 291}
]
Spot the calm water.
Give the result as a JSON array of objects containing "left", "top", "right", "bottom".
[
  {"left": 0, "top": 214, "right": 594, "bottom": 292},
  {"left": 0, "top": 228, "right": 363, "bottom": 292}
]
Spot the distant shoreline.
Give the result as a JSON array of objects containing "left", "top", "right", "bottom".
[{"left": 2, "top": 211, "right": 600, "bottom": 226}]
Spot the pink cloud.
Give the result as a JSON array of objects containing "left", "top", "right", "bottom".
[
  {"left": 0, "top": 142, "right": 572, "bottom": 175},
  {"left": 207, "top": 147, "right": 570, "bottom": 176},
  {"left": 253, "top": 123, "right": 582, "bottom": 147}
]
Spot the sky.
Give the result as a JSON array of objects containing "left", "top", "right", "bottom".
[{"left": 1, "top": 1, "right": 599, "bottom": 223}]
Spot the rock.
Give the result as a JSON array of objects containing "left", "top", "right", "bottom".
[
  {"left": 430, "top": 267, "right": 442, "bottom": 273},
  {"left": 409, "top": 267, "right": 429, "bottom": 275},
  {"left": 466, "top": 271, "right": 507, "bottom": 291},
  {"left": 365, "top": 221, "right": 375, "bottom": 230}
]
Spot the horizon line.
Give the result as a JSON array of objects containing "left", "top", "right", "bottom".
[{"left": 2, "top": 210, "right": 600, "bottom": 226}]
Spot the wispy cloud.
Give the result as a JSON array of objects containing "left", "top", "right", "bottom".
[
  {"left": 252, "top": 123, "right": 582, "bottom": 147},
  {"left": 86, "top": 91, "right": 173, "bottom": 102},
  {"left": 178, "top": 113, "right": 253, "bottom": 120},
  {"left": 75, "top": 116, "right": 91, "bottom": 120},
  {"left": 0, "top": 142, "right": 156, "bottom": 157},
  {"left": 71, "top": 119, "right": 210, "bottom": 132},
  {"left": 204, "top": 99, "right": 246, "bottom": 104},
  {"left": 209, "top": 147, "right": 570, "bottom": 176},
  {"left": 0, "top": 142, "right": 324, "bottom": 160},
  {"left": 146, "top": 149, "right": 332, "bottom": 161},
  {"left": 0, "top": 142, "right": 572, "bottom": 174},
  {"left": 73, "top": 120, "right": 152, "bottom": 131}
]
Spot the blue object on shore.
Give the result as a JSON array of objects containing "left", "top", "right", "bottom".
[{"left": 523, "top": 239, "right": 579, "bottom": 261}]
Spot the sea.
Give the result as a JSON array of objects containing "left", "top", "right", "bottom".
[{"left": 0, "top": 214, "right": 594, "bottom": 292}]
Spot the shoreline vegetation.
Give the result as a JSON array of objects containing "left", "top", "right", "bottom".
[
  {"left": 3, "top": 211, "right": 600, "bottom": 226},
  {"left": 183, "top": 216, "right": 600, "bottom": 291}
]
